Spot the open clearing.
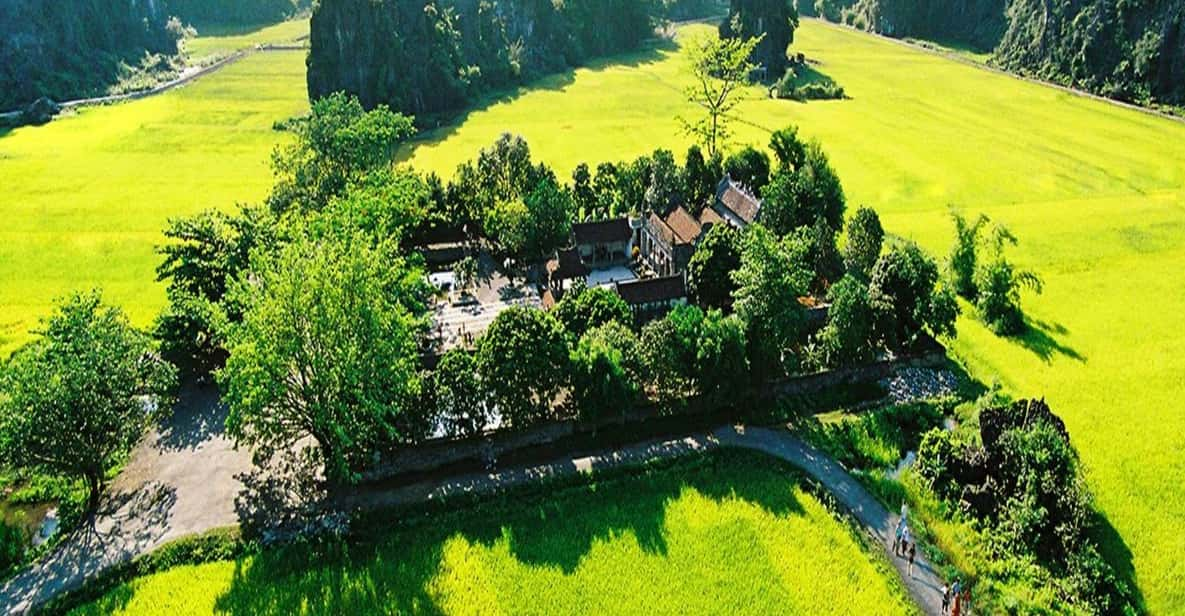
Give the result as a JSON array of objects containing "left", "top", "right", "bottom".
[
  {"left": 70, "top": 451, "right": 912, "bottom": 615},
  {"left": 3, "top": 17, "right": 1184, "bottom": 611},
  {"left": 182, "top": 19, "right": 311, "bottom": 59}
]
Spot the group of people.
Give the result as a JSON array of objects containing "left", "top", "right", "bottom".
[
  {"left": 893, "top": 505, "right": 918, "bottom": 577},
  {"left": 894, "top": 504, "right": 971, "bottom": 615},
  {"left": 941, "top": 577, "right": 972, "bottom": 616}
]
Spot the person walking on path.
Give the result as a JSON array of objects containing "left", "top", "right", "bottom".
[
  {"left": 941, "top": 582, "right": 951, "bottom": 614},
  {"left": 894, "top": 523, "right": 904, "bottom": 555},
  {"left": 908, "top": 541, "right": 917, "bottom": 577}
]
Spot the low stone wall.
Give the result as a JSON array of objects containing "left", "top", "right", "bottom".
[{"left": 362, "top": 337, "right": 947, "bottom": 485}]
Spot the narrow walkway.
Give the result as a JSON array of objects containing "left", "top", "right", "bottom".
[{"left": 1, "top": 422, "right": 949, "bottom": 614}]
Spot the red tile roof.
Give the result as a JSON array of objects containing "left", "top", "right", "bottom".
[{"left": 715, "top": 177, "right": 761, "bottom": 224}]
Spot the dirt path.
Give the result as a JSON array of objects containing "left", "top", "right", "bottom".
[{"left": 1, "top": 417, "right": 949, "bottom": 615}]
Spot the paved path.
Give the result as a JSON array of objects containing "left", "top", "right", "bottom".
[
  {"left": 0, "top": 384, "right": 253, "bottom": 614},
  {"left": 1, "top": 420, "right": 949, "bottom": 614}
]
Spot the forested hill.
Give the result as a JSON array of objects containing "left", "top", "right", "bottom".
[
  {"left": 165, "top": 0, "right": 310, "bottom": 26},
  {"left": 306, "top": 0, "right": 668, "bottom": 119},
  {"left": 807, "top": 0, "right": 1184, "bottom": 109},
  {"left": 0, "top": 0, "right": 181, "bottom": 111},
  {"left": 994, "top": 0, "right": 1184, "bottom": 108}
]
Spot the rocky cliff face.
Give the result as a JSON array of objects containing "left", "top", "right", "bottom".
[
  {"left": 164, "top": 0, "right": 310, "bottom": 26},
  {"left": 306, "top": 0, "right": 659, "bottom": 118},
  {"left": 0, "top": 0, "right": 181, "bottom": 110},
  {"left": 995, "top": 0, "right": 1184, "bottom": 106}
]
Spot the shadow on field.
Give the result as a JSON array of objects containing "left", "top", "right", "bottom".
[
  {"left": 1015, "top": 317, "right": 1086, "bottom": 364},
  {"left": 395, "top": 37, "right": 678, "bottom": 164},
  {"left": 212, "top": 450, "right": 806, "bottom": 614},
  {"left": 1091, "top": 510, "right": 1147, "bottom": 612}
]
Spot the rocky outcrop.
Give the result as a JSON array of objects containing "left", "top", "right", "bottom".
[
  {"left": 306, "top": 0, "right": 660, "bottom": 118},
  {"left": 995, "top": 0, "right": 1185, "bottom": 107},
  {"left": 0, "top": 0, "right": 181, "bottom": 110}
]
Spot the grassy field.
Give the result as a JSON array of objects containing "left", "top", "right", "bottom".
[
  {"left": 405, "top": 22, "right": 1185, "bottom": 612},
  {"left": 0, "top": 50, "right": 308, "bottom": 353},
  {"left": 71, "top": 451, "right": 913, "bottom": 615},
  {"left": 183, "top": 19, "right": 310, "bottom": 60}
]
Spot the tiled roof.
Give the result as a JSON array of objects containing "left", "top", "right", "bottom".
[
  {"left": 573, "top": 218, "right": 631, "bottom": 244},
  {"left": 665, "top": 206, "right": 702, "bottom": 244},
  {"left": 715, "top": 177, "right": 761, "bottom": 224},
  {"left": 698, "top": 206, "right": 725, "bottom": 227},
  {"left": 615, "top": 275, "right": 687, "bottom": 305},
  {"left": 546, "top": 247, "right": 590, "bottom": 281}
]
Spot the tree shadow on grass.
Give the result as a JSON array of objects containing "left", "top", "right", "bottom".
[
  {"left": 1090, "top": 509, "right": 1147, "bottom": 612},
  {"left": 1014, "top": 317, "right": 1086, "bottom": 364},
  {"left": 213, "top": 450, "right": 808, "bottom": 614},
  {"left": 394, "top": 37, "right": 679, "bottom": 165}
]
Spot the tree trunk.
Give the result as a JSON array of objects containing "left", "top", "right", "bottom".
[{"left": 86, "top": 472, "right": 103, "bottom": 513}]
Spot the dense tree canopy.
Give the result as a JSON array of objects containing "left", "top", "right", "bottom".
[
  {"left": 842, "top": 206, "right": 884, "bottom": 280},
  {"left": 814, "top": 274, "right": 874, "bottom": 367},
  {"left": 570, "top": 326, "right": 640, "bottom": 423},
  {"left": 722, "top": 0, "right": 799, "bottom": 77},
  {"left": 0, "top": 292, "right": 177, "bottom": 509},
  {"left": 268, "top": 93, "right": 415, "bottom": 215},
  {"left": 553, "top": 283, "right": 633, "bottom": 339},
  {"left": 759, "top": 140, "right": 846, "bottom": 236},
  {"left": 731, "top": 224, "right": 814, "bottom": 378},
  {"left": 868, "top": 241, "right": 958, "bottom": 349},
  {"left": 219, "top": 228, "right": 429, "bottom": 483},
  {"left": 432, "top": 348, "right": 489, "bottom": 439},
  {"left": 476, "top": 307, "right": 570, "bottom": 429},
  {"left": 687, "top": 222, "right": 743, "bottom": 311},
  {"left": 724, "top": 146, "right": 772, "bottom": 193}
]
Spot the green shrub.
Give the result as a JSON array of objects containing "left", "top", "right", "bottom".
[{"left": 0, "top": 521, "right": 25, "bottom": 573}]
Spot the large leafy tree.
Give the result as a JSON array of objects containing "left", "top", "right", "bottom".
[
  {"left": 769, "top": 125, "right": 806, "bottom": 171},
  {"left": 687, "top": 222, "right": 743, "bottom": 311},
  {"left": 814, "top": 274, "right": 875, "bottom": 367},
  {"left": 683, "top": 145, "right": 720, "bottom": 214},
  {"left": 154, "top": 206, "right": 276, "bottom": 374},
  {"left": 523, "top": 176, "right": 575, "bottom": 260},
  {"left": 694, "top": 309, "right": 750, "bottom": 406},
  {"left": 570, "top": 326, "right": 640, "bottom": 423},
  {"left": 476, "top": 307, "right": 570, "bottom": 429},
  {"left": 723, "top": 145, "right": 771, "bottom": 192},
  {"left": 759, "top": 140, "right": 846, "bottom": 236},
  {"left": 219, "top": 228, "right": 429, "bottom": 483},
  {"left": 553, "top": 282, "right": 632, "bottom": 339},
  {"left": 868, "top": 242, "right": 959, "bottom": 350},
  {"left": 0, "top": 292, "right": 177, "bottom": 510},
  {"left": 432, "top": 348, "right": 489, "bottom": 439},
  {"left": 644, "top": 149, "right": 685, "bottom": 214},
  {"left": 680, "top": 31, "right": 763, "bottom": 158},
  {"left": 842, "top": 206, "right": 884, "bottom": 280},
  {"left": 268, "top": 93, "right": 415, "bottom": 214},
  {"left": 731, "top": 224, "right": 814, "bottom": 379}
]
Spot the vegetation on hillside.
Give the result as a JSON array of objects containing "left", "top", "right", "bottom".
[
  {"left": 165, "top": 0, "right": 310, "bottom": 26},
  {"left": 307, "top": 0, "right": 664, "bottom": 118},
  {"left": 0, "top": 0, "right": 184, "bottom": 110}
]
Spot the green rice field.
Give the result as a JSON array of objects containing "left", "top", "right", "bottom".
[
  {"left": 71, "top": 451, "right": 912, "bottom": 615},
  {"left": 3, "top": 17, "right": 1184, "bottom": 612},
  {"left": 182, "top": 19, "right": 310, "bottom": 60}
]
